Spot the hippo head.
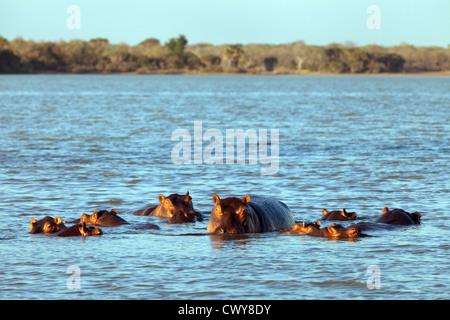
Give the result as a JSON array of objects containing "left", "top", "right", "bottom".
[
  {"left": 57, "top": 223, "right": 103, "bottom": 237},
  {"left": 409, "top": 212, "right": 422, "bottom": 224},
  {"left": 280, "top": 220, "right": 321, "bottom": 234},
  {"left": 79, "top": 208, "right": 128, "bottom": 226},
  {"left": 80, "top": 210, "right": 104, "bottom": 225},
  {"left": 327, "top": 223, "right": 363, "bottom": 238},
  {"left": 207, "top": 194, "right": 251, "bottom": 234},
  {"left": 322, "top": 208, "right": 357, "bottom": 221},
  {"left": 381, "top": 207, "right": 422, "bottom": 225},
  {"left": 169, "top": 211, "right": 196, "bottom": 224},
  {"left": 78, "top": 223, "right": 103, "bottom": 236},
  {"left": 154, "top": 191, "right": 199, "bottom": 221},
  {"left": 30, "top": 216, "right": 66, "bottom": 234}
]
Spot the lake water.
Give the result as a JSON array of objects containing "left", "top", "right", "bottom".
[{"left": 0, "top": 74, "right": 449, "bottom": 300}]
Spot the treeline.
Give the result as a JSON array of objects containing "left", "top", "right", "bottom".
[{"left": 1, "top": 35, "right": 449, "bottom": 74}]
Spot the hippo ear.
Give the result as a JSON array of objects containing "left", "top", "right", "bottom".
[
  {"left": 31, "top": 218, "right": 37, "bottom": 223},
  {"left": 184, "top": 191, "right": 191, "bottom": 204},
  {"left": 302, "top": 221, "right": 306, "bottom": 227},
  {"left": 212, "top": 194, "right": 220, "bottom": 204},
  {"left": 341, "top": 209, "right": 347, "bottom": 217},
  {"left": 158, "top": 194, "right": 166, "bottom": 203},
  {"left": 92, "top": 211, "right": 98, "bottom": 220},
  {"left": 316, "top": 220, "right": 321, "bottom": 227},
  {"left": 55, "top": 216, "right": 62, "bottom": 224},
  {"left": 79, "top": 223, "right": 88, "bottom": 235},
  {"left": 242, "top": 194, "right": 251, "bottom": 205},
  {"left": 382, "top": 207, "right": 389, "bottom": 214},
  {"left": 322, "top": 209, "right": 328, "bottom": 215}
]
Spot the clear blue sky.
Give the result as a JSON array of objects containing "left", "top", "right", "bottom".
[{"left": 1, "top": 0, "right": 449, "bottom": 47}]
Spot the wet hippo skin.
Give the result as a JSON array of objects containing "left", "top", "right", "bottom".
[
  {"left": 134, "top": 191, "right": 203, "bottom": 223},
  {"left": 322, "top": 208, "right": 357, "bottom": 221},
  {"left": 56, "top": 223, "right": 102, "bottom": 237},
  {"left": 279, "top": 220, "right": 322, "bottom": 234},
  {"left": 376, "top": 207, "right": 421, "bottom": 225},
  {"left": 79, "top": 209, "right": 129, "bottom": 227},
  {"left": 30, "top": 216, "right": 66, "bottom": 234}
]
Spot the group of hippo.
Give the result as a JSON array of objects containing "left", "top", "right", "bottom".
[{"left": 29, "top": 192, "right": 422, "bottom": 239}]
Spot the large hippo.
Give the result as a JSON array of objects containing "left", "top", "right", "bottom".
[
  {"left": 56, "top": 223, "right": 102, "bottom": 237},
  {"left": 322, "top": 208, "right": 357, "bottom": 221},
  {"left": 133, "top": 191, "right": 203, "bottom": 223},
  {"left": 376, "top": 207, "right": 422, "bottom": 225},
  {"left": 279, "top": 220, "right": 321, "bottom": 234},
  {"left": 207, "top": 194, "right": 294, "bottom": 234},
  {"left": 30, "top": 216, "right": 66, "bottom": 234},
  {"left": 78, "top": 209, "right": 128, "bottom": 227}
]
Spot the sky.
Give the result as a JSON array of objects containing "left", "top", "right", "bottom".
[{"left": 0, "top": 0, "right": 449, "bottom": 47}]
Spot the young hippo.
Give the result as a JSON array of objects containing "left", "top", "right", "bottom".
[
  {"left": 322, "top": 208, "right": 357, "bottom": 221},
  {"left": 30, "top": 216, "right": 66, "bottom": 234},
  {"left": 79, "top": 209, "right": 128, "bottom": 227},
  {"left": 279, "top": 220, "right": 321, "bottom": 234},
  {"left": 56, "top": 223, "right": 102, "bottom": 237},
  {"left": 376, "top": 207, "right": 422, "bottom": 225},
  {"left": 308, "top": 223, "right": 368, "bottom": 239},
  {"left": 134, "top": 191, "right": 203, "bottom": 223}
]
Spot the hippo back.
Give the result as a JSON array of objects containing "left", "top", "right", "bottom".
[{"left": 245, "top": 195, "right": 294, "bottom": 233}]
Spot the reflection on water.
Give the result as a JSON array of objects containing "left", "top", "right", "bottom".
[
  {"left": 0, "top": 75, "right": 449, "bottom": 300},
  {"left": 209, "top": 234, "right": 255, "bottom": 249}
]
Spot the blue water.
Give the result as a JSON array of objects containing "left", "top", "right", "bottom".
[{"left": 0, "top": 74, "right": 449, "bottom": 299}]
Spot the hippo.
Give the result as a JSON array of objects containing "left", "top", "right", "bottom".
[
  {"left": 322, "top": 208, "right": 357, "bottom": 221},
  {"left": 352, "top": 221, "right": 397, "bottom": 232},
  {"left": 279, "top": 220, "right": 321, "bottom": 234},
  {"left": 56, "top": 223, "right": 102, "bottom": 237},
  {"left": 308, "top": 223, "right": 369, "bottom": 239},
  {"left": 168, "top": 210, "right": 198, "bottom": 224},
  {"left": 133, "top": 205, "right": 159, "bottom": 216},
  {"left": 30, "top": 216, "right": 66, "bottom": 234},
  {"left": 375, "top": 207, "right": 422, "bottom": 225},
  {"left": 133, "top": 191, "right": 203, "bottom": 223},
  {"left": 207, "top": 194, "right": 294, "bottom": 234},
  {"left": 77, "top": 209, "right": 128, "bottom": 227}
]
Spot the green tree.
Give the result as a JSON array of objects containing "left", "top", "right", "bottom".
[
  {"left": 346, "top": 48, "right": 370, "bottom": 73},
  {"left": 0, "top": 49, "right": 21, "bottom": 73},
  {"left": 165, "top": 35, "right": 187, "bottom": 54},
  {"left": 323, "top": 45, "right": 348, "bottom": 73}
]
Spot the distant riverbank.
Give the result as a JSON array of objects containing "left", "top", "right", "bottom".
[
  {"left": 10, "top": 69, "right": 450, "bottom": 76},
  {"left": 2, "top": 34, "right": 449, "bottom": 75}
]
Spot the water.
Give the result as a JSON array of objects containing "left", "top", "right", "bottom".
[{"left": 0, "top": 74, "right": 449, "bottom": 300}]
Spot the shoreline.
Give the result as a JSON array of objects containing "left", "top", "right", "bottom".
[{"left": 1, "top": 70, "right": 449, "bottom": 76}]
